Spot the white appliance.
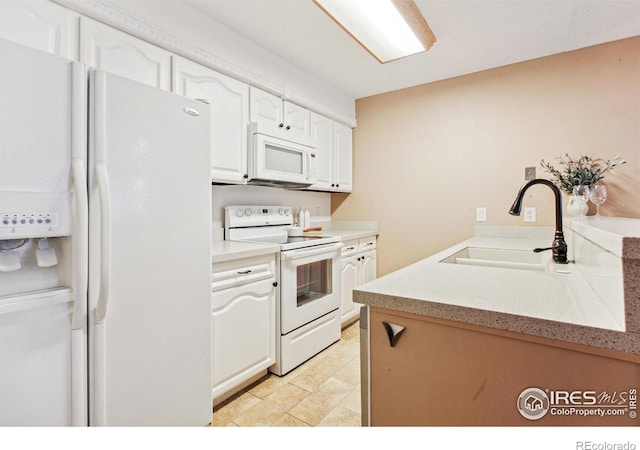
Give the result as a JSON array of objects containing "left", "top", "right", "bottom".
[
  {"left": 0, "top": 39, "right": 212, "bottom": 426},
  {"left": 224, "top": 206, "right": 342, "bottom": 375},
  {"left": 247, "top": 123, "right": 317, "bottom": 188}
]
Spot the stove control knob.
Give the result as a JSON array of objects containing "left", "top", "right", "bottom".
[
  {"left": 236, "top": 209, "right": 243, "bottom": 217},
  {"left": 244, "top": 208, "right": 252, "bottom": 216},
  {"left": 284, "top": 209, "right": 289, "bottom": 216},
  {"left": 278, "top": 208, "right": 284, "bottom": 215}
]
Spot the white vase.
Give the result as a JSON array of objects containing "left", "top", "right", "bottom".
[{"left": 567, "top": 195, "right": 588, "bottom": 217}]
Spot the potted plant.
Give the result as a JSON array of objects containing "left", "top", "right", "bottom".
[{"left": 540, "top": 153, "right": 625, "bottom": 216}]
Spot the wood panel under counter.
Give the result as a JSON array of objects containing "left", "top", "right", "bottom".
[{"left": 368, "top": 307, "right": 639, "bottom": 426}]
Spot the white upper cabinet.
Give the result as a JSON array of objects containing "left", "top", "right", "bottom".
[
  {"left": 309, "top": 112, "right": 353, "bottom": 192},
  {"left": 333, "top": 121, "right": 353, "bottom": 192},
  {"left": 249, "top": 87, "right": 310, "bottom": 142},
  {"left": 249, "top": 87, "right": 282, "bottom": 131},
  {"left": 309, "top": 113, "right": 334, "bottom": 190},
  {"left": 80, "top": 17, "right": 172, "bottom": 91},
  {"left": 0, "top": 0, "right": 79, "bottom": 60},
  {"left": 173, "top": 56, "right": 249, "bottom": 184},
  {"left": 283, "top": 102, "right": 311, "bottom": 141}
]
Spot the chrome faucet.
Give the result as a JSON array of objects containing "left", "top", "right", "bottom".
[{"left": 509, "top": 178, "right": 568, "bottom": 264}]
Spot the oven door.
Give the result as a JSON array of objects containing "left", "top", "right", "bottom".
[{"left": 280, "top": 242, "right": 343, "bottom": 334}]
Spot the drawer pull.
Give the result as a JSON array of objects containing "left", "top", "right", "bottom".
[
  {"left": 382, "top": 321, "right": 406, "bottom": 347},
  {"left": 237, "top": 270, "right": 252, "bottom": 275}
]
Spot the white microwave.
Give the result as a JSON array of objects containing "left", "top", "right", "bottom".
[{"left": 247, "top": 122, "right": 316, "bottom": 188}]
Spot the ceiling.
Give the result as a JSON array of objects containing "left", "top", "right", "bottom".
[{"left": 178, "top": 0, "right": 640, "bottom": 100}]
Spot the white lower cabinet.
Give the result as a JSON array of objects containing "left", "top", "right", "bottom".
[
  {"left": 340, "top": 236, "right": 377, "bottom": 326},
  {"left": 211, "top": 254, "right": 276, "bottom": 403}
]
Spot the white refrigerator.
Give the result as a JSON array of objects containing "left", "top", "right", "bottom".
[{"left": 0, "top": 38, "right": 212, "bottom": 426}]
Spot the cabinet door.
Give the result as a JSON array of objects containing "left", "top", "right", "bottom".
[
  {"left": 284, "top": 101, "right": 310, "bottom": 141},
  {"left": 0, "top": 0, "right": 79, "bottom": 60},
  {"left": 211, "top": 278, "right": 275, "bottom": 397},
  {"left": 333, "top": 122, "right": 353, "bottom": 192},
  {"left": 359, "top": 250, "right": 377, "bottom": 285},
  {"left": 340, "top": 255, "right": 358, "bottom": 323},
  {"left": 309, "top": 112, "right": 334, "bottom": 190},
  {"left": 80, "top": 17, "right": 172, "bottom": 90},
  {"left": 249, "top": 86, "right": 283, "bottom": 133},
  {"left": 173, "top": 56, "right": 249, "bottom": 184}
]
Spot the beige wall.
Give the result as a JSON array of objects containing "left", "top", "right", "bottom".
[{"left": 332, "top": 37, "right": 640, "bottom": 277}]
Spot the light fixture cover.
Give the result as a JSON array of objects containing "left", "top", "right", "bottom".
[{"left": 314, "top": 0, "right": 436, "bottom": 63}]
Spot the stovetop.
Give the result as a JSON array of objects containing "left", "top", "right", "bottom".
[{"left": 224, "top": 205, "right": 340, "bottom": 251}]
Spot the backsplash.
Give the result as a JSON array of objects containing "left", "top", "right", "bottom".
[
  {"left": 565, "top": 217, "right": 640, "bottom": 334},
  {"left": 211, "top": 184, "right": 332, "bottom": 229}
]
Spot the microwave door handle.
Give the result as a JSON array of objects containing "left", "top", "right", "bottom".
[
  {"left": 307, "top": 152, "right": 316, "bottom": 180},
  {"left": 281, "top": 242, "right": 343, "bottom": 260}
]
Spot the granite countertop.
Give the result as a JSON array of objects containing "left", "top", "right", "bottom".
[
  {"left": 212, "top": 240, "right": 280, "bottom": 263},
  {"left": 320, "top": 228, "right": 378, "bottom": 241},
  {"left": 318, "top": 220, "right": 379, "bottom": 241},
  {"left": 212, "top": 220, "right": 379, "bottom": 263},
  {"left": 354, "top": 222, "right": 640, "bottom": 355}
]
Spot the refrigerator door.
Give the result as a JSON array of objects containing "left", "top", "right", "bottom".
[{"left": 88, "top": 70, "right": 212, "bottom": 426}]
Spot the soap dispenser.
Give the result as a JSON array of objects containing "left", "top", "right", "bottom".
[
  {"left": 303, "top": 206, "right": 310, "bottom": 229},
  {"left": 298, "top": 207, "right": 305, "bottom": 230}
]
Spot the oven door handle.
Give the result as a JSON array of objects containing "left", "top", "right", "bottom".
[{"left": 281, "top": 242, "right": 343, "bottom": 260}]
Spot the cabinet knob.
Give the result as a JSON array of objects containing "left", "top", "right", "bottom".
[
  {"left": 272, "top": 281, "right": 278, "bottom": 287},
  {"left": 382, "top": 321, "right": 406, "bottom": 347},
  {"left": 279, "top": 123, "right": 284, "bottom": 128},
  {"left": 286, "top": 125, "right": 291, "bottom": 130},
  {"left": 243, "top": 173, "right": 248, "bottom": 179},
  {"left": 336, "top": 184, "right": 339, "bottom": 188},
  {"left": 331, "top": 184, "right": 335, "bottom": 187}
]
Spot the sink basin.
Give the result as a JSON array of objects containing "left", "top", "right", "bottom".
[{"left": 440, "top": 247, "right": 549, "bottom": 271}]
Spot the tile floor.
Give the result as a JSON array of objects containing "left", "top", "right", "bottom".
[{"left": 211, "top": 320, "right": 362, "bottom": 427}]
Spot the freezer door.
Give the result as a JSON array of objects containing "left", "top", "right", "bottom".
[
  {"left": 0, "top": 39, "right": 77, "bottom": 239},
  {"left": 0, "top": 39, "right": 87, "bottom": 426},
  {"left": 88, "top": 70, "right": 212, "bottom": 426},
  {"left": 0, "top": 289, "right": 75, "bottom": 425}
]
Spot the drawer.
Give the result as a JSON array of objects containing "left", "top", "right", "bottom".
[
  {"left": 212, "top": 254, "right": 275, "bottom": 293},
  {"left": 358, "top": 236, "right": 376, "bottom": 252},
  {"left": 341, "top": 239, "right": 358, "bottom": 257}
]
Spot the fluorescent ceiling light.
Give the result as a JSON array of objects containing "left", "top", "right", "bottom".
[{"left": 313, "top": 0, "right": 436, "bottom": 64}]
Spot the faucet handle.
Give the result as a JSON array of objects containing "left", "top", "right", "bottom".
[{"left": 533, "top": 247, "right": 553, "bottom": 253}]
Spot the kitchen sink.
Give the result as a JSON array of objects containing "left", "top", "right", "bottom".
[{"left": 440, "top": 247, "right": 549, "bottom": 271}]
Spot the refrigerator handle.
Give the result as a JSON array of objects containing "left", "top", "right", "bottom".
[
  {"left": 70, "top": 62, "right": 88, "bottom": 332},
  {"left": 94, "top": 162, "right": 112, "bottom": 325},
  {"left": 71, "top": 158, "right": 88, "bottom": 330}
]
